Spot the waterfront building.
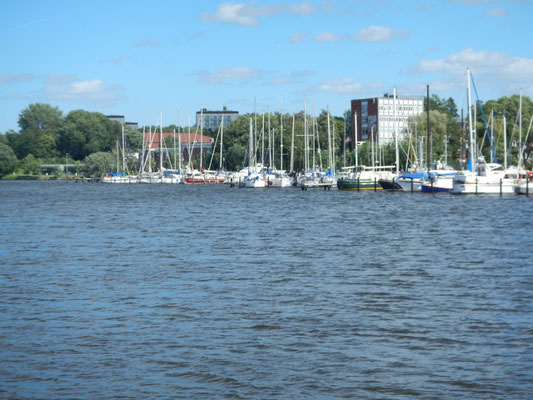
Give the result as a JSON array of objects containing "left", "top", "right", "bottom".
[
  {"left": 350, "top": 95, "right": 424, "bottom": 145},
  {"left": 144, "top": 131, "right": 214, "bottom": 162},
  {"left": 195, "top": 106, "right": 238, "bottom": 131}
]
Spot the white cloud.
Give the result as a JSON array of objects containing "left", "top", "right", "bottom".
[
  {"left": 415, "top": 48, "right": 533, "bottom": 77},
  {"left": 44, "top": 75, "right": 123, "bottom": 103},
  {"left": 413, "top": 48, "right": 533, "bottom": 92},
  {"left": 271, "top": 70, "right": 315, "bottom": 85},
  {"left": 313, "top": 31, "right": 346, "bottom": 42},
  {"left": 201, "top": 1, "right": 317, "bottom": 26},
  {"left": 353, "top": 25, "right": 410, "bottom": 42},
  {"left": 290, "top": 1, "right": 316, "bottom": 15},
  {"left": 0, "top": 73, "right": 34, "bottom": 85},
  {"left": 197, "top": 67, "right": 262, "bottom": 84},
  {"left": 289, "top": 32, "right": 310, "bottom": 43},
  {"left": 317, "top": 77, "right": 382, "bottom": 94},
  {"left": 484, "top": 7, "right": 508, "bottom": 16}
]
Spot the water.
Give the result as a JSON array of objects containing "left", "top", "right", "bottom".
[{"left": 1, "top": 181, "right": 532, "bottom": 399}]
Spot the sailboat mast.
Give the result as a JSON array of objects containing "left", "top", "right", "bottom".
[
  {"left": 354, "top": 112, "right": 358, "bottom": 170},
  {"left": 290, "top": 114, "right": 295, "bottom": 172},
  {"left": 426, "top": 84, "right": 431, "bottom": 169},
  {"left": 220, "top": 116, "right": 224, "bottom": 170},
  {"left": 490, "top": 110, "right": 494, "bottom": 163},
  {"left": 519, "top": 88, "right": 523, "bottom": 170},
  {"left": 503, "top": 115, "right": 507, "bottom": 169},
  {"left": 327, "top": 108, "right": 332, "bottom": 172},
  {"left": 141, "top": 125, "right": 146, "bottom": 175},
  {"left": 304, "top": 96, "right": 308, "bottom": 171},
  {"left": 159, "top": 113, "right": 163, "bottom": 173},
  {"left": 280, "top": 96, "right": 283, "bottom": 171},
  {"left": 393, "top": 88, "right": 399, "bottom": 174},
  {"left": 173, "top": 128, "right": 176, "bottom": 170},
  {"left": 249, "top": 117, "right": 253, "bottom": 169},
  {"left": 467, "top": 68, "right": 476, "bottom": 171},
  {"left": 200, "top": 108, "right": 203, "bottom": 170}
]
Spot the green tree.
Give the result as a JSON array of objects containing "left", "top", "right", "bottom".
[
  {"left": 0, "top": 143, "right": 18, "bottom": 177},
  {"left": 58, "top": 110, "right": 119, "bottom": 160},
  {"left": 13, "top": 103, "right": 63, "bottom": 159},
  {"left": 410, "top": 110, "right": 451, "bottom": 166},
  {"left": 81, "top": 152, "right": 114, "bottom": 178},
  {"left": 19, "top": 154, "right": 41, "bottom": 175}
]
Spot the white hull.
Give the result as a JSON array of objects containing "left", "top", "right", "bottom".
[
  {"left": 102, "top": 175, "right": 138, "bottom": 184},
  {"left": 452, "top": 172, "right": 515, "bottom": 194},
  {"left": 245, "top": 175, "right": 266, "bottom": 188}
]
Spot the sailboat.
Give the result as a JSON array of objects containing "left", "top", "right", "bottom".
[
  {"left": 103, "top": 125, "right": 138, "bottom": 183},
  {"left": 452, "top": 69, "right": 519, "bottom": 195}
]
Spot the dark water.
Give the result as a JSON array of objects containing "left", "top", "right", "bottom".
[{"left": 1, "top": 181, "right": 532, "bottom": 399}]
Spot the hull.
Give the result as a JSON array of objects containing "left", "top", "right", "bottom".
[
  {"left": 421, "top": 176, "right": 455, "bottom": 193},
  {"left": 379, "top": 179, "right": 401, "bottom": 191},
  {"left": 337, "top": 178, "right": 381, "bottom": 190},
  {"left": 245, "top": 175, "right": 266, "bottom": 188},
  {"left": 395, "top": 178, "right": 423, "bottom": 192},
  {"left": 452, "top": 176, "right": 515, "bottom": 194}
]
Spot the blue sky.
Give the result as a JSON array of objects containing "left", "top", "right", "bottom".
[{"left": 1, "top": 0, "right": 532, "bottom": 132}]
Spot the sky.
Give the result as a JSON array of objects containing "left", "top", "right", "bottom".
[{"left": 1, "top": 0, "right": 532, "bottom": 132}]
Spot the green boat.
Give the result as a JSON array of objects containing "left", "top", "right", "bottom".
[
  {"left": 337, "top": 166, "right": 396, "bottom": 191},
  {"left": 337, "top": 176, "right": 381, "bottom": 190}
]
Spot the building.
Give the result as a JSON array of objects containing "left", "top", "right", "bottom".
[
  {"left": 144, "top": 131, "right": 214, "bottom": 162},
  {"left": 195, "top": 107, "right": 238, "bottom": 131},
  {"left": 351, "top": 95, "right": 424, "bottom": 145},
  {"left": 106, "top": 115, "right": 138, "bottom": 131}
]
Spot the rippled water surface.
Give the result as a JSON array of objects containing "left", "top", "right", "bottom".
[{"left": 1, "top": 181, "right": 532, "bottom": 399}]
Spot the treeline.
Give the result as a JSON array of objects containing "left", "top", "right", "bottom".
[{"left": 1, "top": 94, "right": 532, "bottom": 178}]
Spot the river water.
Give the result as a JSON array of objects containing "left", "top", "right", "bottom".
[{"left": 1, "top": 181, "right": 532, "bottom": 399}]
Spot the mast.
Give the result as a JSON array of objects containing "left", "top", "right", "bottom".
[
  {"left": 393, "top": 88, "right": 399, "bottom": 174},
  {"left": 121, "top": 125, "right": 126, "bottom": 173},
  {"left": 116, "top": 137, "right": 120, "bottom": 173},
  {"left": 261, "top": 113, "right": 265, "bottom": 165},
  {"left": 354, "top": 112, "right": 358, "bottom": 170},
  {"left": 267, "top": 108, "right": 272, "bottom": 168},
  {"left": 159, "top": 113, "right": 163, "bottom": 173},
  {"left": 187, "top": 115, "right": 191, "bottom": 170},
  {"left": 327, "top": 107, "right": 332, "bottom": 172},
  {"left": 490, "top": 109, "right": 494, "bottom": 163},
  {"left": 199, "top": 108, "right": 203, "bottom": 170},
  {"left": 140, "top": 125, "right": 146, "bottom": 175},
  {"left": 343, "top": 118, "right": 346, "bottom": 168},
  {"left": 173, "top": 128, "right": 176, "bottom": 170},
  {"left": 290, "top": 114, "right": 295, "bottom": 172},
  {"left": 280, "top": 96, "right": 283, "bottom": 171},
  {"left": 503, "top": 115, "right": 507, "bottom": 169},
  {"left": 519, "top": 88, "right": 523, "bottom": 170},
  {"left": 467, "top": 68, "right": 476, "bottom": 171},
  {"left": 426, "top": 84, "right": 431, "bottom": 169},
  {"left": 304, "top": 95, "right": 308, "bottom": 171},
  {"left": 249, "top": 117, "right": 253, "bottom": 169},
  {"left": 178, "top": 130, "right": 182, "bottom": 171},
  {"left": 220, "top": 116, "right": 224, "bottom": 170}
]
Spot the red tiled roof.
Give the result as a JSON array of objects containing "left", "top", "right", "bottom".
[{"left": 144, "top": 132, "right": 214, "bottom": 149}]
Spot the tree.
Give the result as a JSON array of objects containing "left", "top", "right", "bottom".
[
  {"left": 58, "top": 110, "right": 119, "bottom": 160},
  {"left": 81, "top": 152, "right": 114, "bottom": 178},
  {"left": 19, "top": 154, "right": 40, "bottom": 175},
  {"left": 0, "top": 143, "right": 18, "bottom": 177},
  {"left": 410, "top": 110, "right": 451, "bottom": 166},
  {"left": 13, "top": 103, "right": 63, "bottom": 160}
]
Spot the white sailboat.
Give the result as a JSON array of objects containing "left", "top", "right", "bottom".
[{"left": 452, "top": 68, "right": 516, "bottom": 194}]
